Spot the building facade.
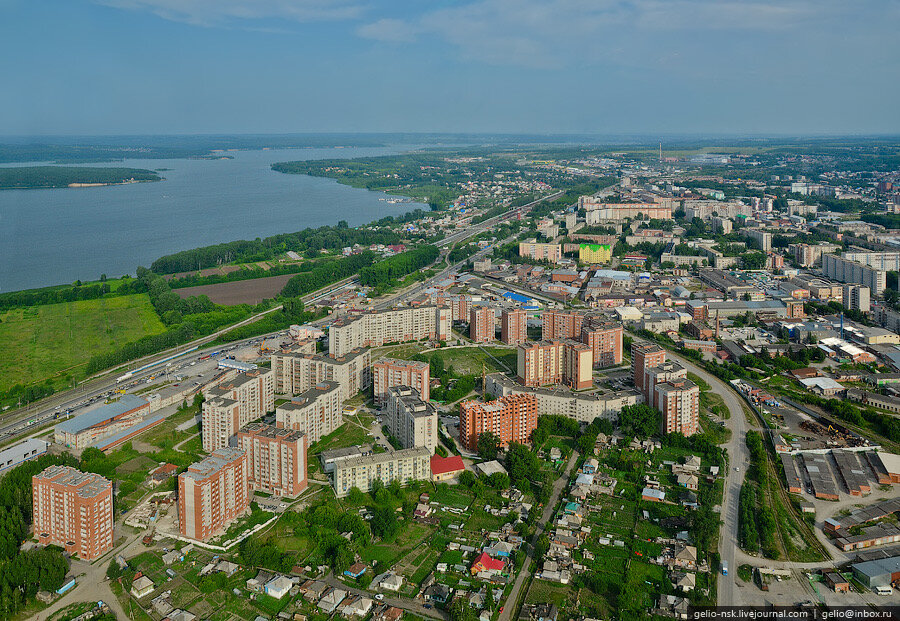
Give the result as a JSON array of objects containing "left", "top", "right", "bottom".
[
  {"left": 332, "top": 447, "right": 431, "bottom": 497},
  {"left": 581, "top": 321, "right": 623, "bottom": 367},
  {"left": 275, "top": 380, "right": 343, "bottom": 444},
  {"left": 459, "top": 393, "right": 538, "bottom": 451},
  {"left": 235, "top": 423, "right": 308, "bottom": 498},
  {"left": 657, "top": 379, "right": 701, "bottom": 436},
  {"left": 33, "top": 466, "right": 113, "bottom": 561},
  {"left": 578, "top": 244, "right": 613, "bottom": 264},
  {"left": 202, "top": 369, "right": 275, "bottom": 451},
  {"left": 384, "top": 386, "right": 438, "bottom": 452},
  {"left": 844, "top": 285, "right": 871, "bottom": 313},
  {"left": 328, "top": 306, "right": 451, "bottom": 356},
  {"left": 542, "top": 310, "right": 583, "bottom": 340},
  {"left": 632, "top": 343, "right": 667, "bottom": 393},
  {"left": 178, "top": 447, "right": 249, "bottom": 541},
  {"left": 823, "top": 254, "right": 887, "bottom": 295},
  {"left": 501, "top": 309, "right": 527, "bottom": 345},
  {"left": 271, "top": 347, "right": 370, "bottom": 402},
  {"left": 518, "top": 242, "right": 562, "bottom": 263},
  {"left": 470, "top": 307, "right": 495, "bottom": 343},
  {"left": 373, "top": 358, "right": 430, "bottom": 406}
]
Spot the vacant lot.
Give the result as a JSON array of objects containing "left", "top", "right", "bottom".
[
  {"left": 0, "top": 294, "right": 165, "bottom": 393},
  {"left": 174, "top": 274, "right": 293, "bottom": 305}
]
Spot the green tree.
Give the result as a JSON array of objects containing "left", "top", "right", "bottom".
[{"left": 477, "top": 432, "right": 502, "bottom": 460}]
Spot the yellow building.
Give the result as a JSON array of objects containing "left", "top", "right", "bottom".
[{"left": 579, "top": 243, "right": 612, "bottom": 264}]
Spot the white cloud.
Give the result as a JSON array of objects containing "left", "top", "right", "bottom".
[{"left": 98, "top": 0, "right": 363, "bottom": 26}]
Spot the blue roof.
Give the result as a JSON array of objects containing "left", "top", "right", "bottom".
[
  {"left": 55, "top": 394, "right": 148, "bottom": 434},
  {"left": 503, "top": 292, "right": 530, "bottom": 303}
]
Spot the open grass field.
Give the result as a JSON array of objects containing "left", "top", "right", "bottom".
[
  {"left": 174, "top": 274, "right": 293, "bottom": 305},
  {"left": 0, "top": 293, "right": 165, "bottom": 393}
]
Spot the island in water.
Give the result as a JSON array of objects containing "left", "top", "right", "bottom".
[{"left": 0, "top": 165, "right": 161, "bottom": 189}]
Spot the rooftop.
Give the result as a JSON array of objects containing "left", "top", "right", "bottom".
[{"left": 55, "top": 394, "right": 148, "bottom": 434}]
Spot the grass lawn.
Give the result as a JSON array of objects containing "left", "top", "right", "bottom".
[
  {"left": 525, "top": 580, "right": 572, "bottom": 606},
  {"left": 0, "top": 293, "right": 165, "bottom": 393}
]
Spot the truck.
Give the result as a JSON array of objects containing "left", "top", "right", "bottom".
[{"left": 722, "top": 561, "right": 728, "bottom": 576}]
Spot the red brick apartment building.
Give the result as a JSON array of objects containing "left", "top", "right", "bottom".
[
  {"left": 373, "top": 358, "right": 430, "bottom": 406},
  {"left": 459, "top": 394, "right": 537, "bottom": 451},
  {"left": 542, "top": 310, "right": 584, "bottom": 340},
  {"left": 235, "top": 422, "right": 308, "bottom": 497},
  {"left": 501, "top": 309, "right": 527, "bottom": 345},
  {"left": 470, "top": 307, "right": 496, "bottom": 343},
  {"left": 33, "top": 466, "right": 113, "bottom": 560},
  {"left": 632, "top": 343, "right": 666, "bottom": 393},
  {"left": 178, "top": 447, "right": 249, "bottom": 541}
]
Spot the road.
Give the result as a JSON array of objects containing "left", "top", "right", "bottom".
[
  {"left": 499, "top": 449, "right": 579, "bottom": 621},
  {"left": 658, "top": 348, "right": 749, "bottom": 606}
]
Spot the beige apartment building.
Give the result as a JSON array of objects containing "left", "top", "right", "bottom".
[
  {"left": 270, "top": 346, "right": 370, "bottom": 402},
  {"left": 328, "top": 306, "right": 450, "bottom": 356},
  {"left": 384, "top": 386, "right": 437, "bottom": 452},
  {"left": 275, "top": 380, "right": 343, "bottom": 444},
  {"left": 332, "top": 447, "right": 431, "bottom": 497}
]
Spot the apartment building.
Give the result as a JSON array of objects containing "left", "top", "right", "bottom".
[
  {"left": 517, "top": 340, "right": 593, "bottom": 390},
  {"left": 518, "top": 242, "right": 562, "bottom": 263},
  {"left": 178, "top": 447, "right": 249, "bottom": 541},
  {"left": 484, "top": 372, "right": 642, "bottom": 424},
  {"left": 578, "top": 243, "right": 613, "bottom": 264},
  {"left": 235, "top": 422, "right": 307, "bottom": 498},
  {"left": 657, "top": 379, "right": 700, "bottom": 436},
  {"left": 501, "top": 309, "right": 527, "bottom": 345},
  {"left": 270, "top": 346, "right": 370, "bottom": 402},
  {"left": 328, "top": 306, "right": 450, "bottom": 356},
  {"left": 823, "top": 254, "right": 887, "bottom": 295},
  {"left": 470, "top": 307, "right": 495, "bottom": 343},
  {"left": 459, "top": 393, "right": 537, "bottom": 451},
  {"left": 332, "top": 447, "right": 431, "bottom": 497},
  {"left": 581, "top": 321, "right": 623, "bottom": 367},
  {"left": 844, "top": 285, "right": 872, "bottom": 313},
  {"left": 449, "top": 295, "right": 473, "bottom": 322},
  {"left": 373, "top": 358, "right": 430, "bottom": 406},
  {"left": 710, "top": 216, "right": 732, "bottom": 235},
  {"left": 275, "top": 381, "right": 343, "bottom": 444},
  {"left": 201, "top": 396, "right": 243, "bottom": 452},
  {"left": 632, "top": 343, "right": 666, "bottom": 393},
  {"left": 789, "top": 243, "right": 840, "bottom": 268},
  {"left": 33, "top": 466, "right": 113, "bottom": 560},
  {"left": 579, "top": 197, "right": 672, "bottom": 222},
  {"left": 743, "top": 229, "right": 772, "bottom": 252},
  {"left": 645, "top": 361, "right": 688, "bottom": 409},
  {"left": 563, "top": 341, "right": 593, "bottom": 390},
  {"left": 542, "top": 310, "right": 584, "bottom": 340},
  {"left": 384, "top": 386, "right": 437, "bottom": 452}
]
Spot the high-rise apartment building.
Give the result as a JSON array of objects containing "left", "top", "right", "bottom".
[
  {"left": 373, "top": 358, "right": 430, "bottom": 406},
  {"left": 235, "top": 422, "right": 307, "bottom": 498},
  {"left": 275, "top": 380, "right": 343, "bottom": 444},
  {"left": 33, "top": 466, "right": 113, "bottom": 560},
  {"left": 632, "top": 343, "right": 666, "bottom": 393},
  {"left": 178, "top": 447, "right": 249, "bottom": 541},
  {"left": 823, "top": 254, "right": 887, "bottom": 295},
  {"left": 517, "top": 340, "right": 593, "bottom": 389},
  {"left": 518, "top": 242, "right": 562, "bottom": 263},
  {"left": 459, "top": 393, "right": 537, "bottom": 451},
  {"left": 542, "top": 310, "right": 584, "bottom": 340},
  {"left": 562, "top": 342, "right": 592, "bottom": 390},
  {"left": 743, "top": 229, "right": 772, "bottom": 252},
  {"left": 501, "top": 309, "right": 527, "bottom": 345},
  {"left": 656, "top": 379, "right": 700, "bottom": 436},
  {"left": 470, "top": 307, "right": 495, "bottom": 343},
  {"left": 201, "top": 369, "right": 274, "bottom": 451},
  {"left": 270, "top": 346, "right": 370, "bottom": 401},
  {"left": 843, "top": 285, "right": 871, "bottom": 313},
  {"left": 581, "top": 321, "right": 623, "bottom": 367},
  {"left": 449, "top": 295, "right": 473, "bottom": 322},
  {"left": 384, "top": 386, "right": 437, "bottom": 452},
  {"left": 645, "top": 361, "right": 688, "bottom": 408},
  {"left": 328, "top": 306, "right": 450, "bottom": 356}
]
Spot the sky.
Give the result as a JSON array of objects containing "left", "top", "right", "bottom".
[{"left": 0, "top": 0, "right": 898, "bottom": 136}]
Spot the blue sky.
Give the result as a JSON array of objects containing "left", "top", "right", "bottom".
[{"left": 0, "top": 0, "right": 897, "bottom": 135}]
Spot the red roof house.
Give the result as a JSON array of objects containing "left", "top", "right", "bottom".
[
  {"left": 471, "top": 552, "right": 505, "bottom": 576},
  {"left": 430, "top": 454, "right": 466, "bottom": 482}
]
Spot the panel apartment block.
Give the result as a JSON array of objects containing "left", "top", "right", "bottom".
[
  {"left": 178, "top": 447, "right": 249, "bottom": 541},
  {"left": 384, "top": 386, "right": 438, "bottom": 452},
  {"left": 275, "top": 380, "right": 343, "bottom": 444},
  {"left": 33, "top": 466, "right": 113, "bottom": 560},
  {"left": 470, "top": 307, "right": 496, "bottom": 343},
  {"left": 823, "top": 254, "right": 887, "bottom": 295},
  {"left": 501, "top": 309, "right": 527, "bottom": 345},
  {"left": 235, "top": 422, "right": 308, "bottom": 498},
  {"left": 328, "top": 306, "right": 450, "bottom": 356},
  {"left": 271, "top": 346, "right": 370, "bottom": 402},
  {"left": 332, "top": 447, "right": 431, "bottom": 497},
  {"left": 459, "top": 393, "right": 537, "bottom": 451},
  {"left": 373, "top": 358, "right": 430, "bottom": 406}
]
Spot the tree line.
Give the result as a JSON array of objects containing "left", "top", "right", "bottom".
[
  {"left": 358, "top": 246, "right": 439, "bottom": 291},
  {"left": 0, "top": 166, "right": 159, "bottom": 189}
]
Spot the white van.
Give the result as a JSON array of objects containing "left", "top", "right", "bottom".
[{"left": 875, "top": 586, "right": 893, "bottom": 596}]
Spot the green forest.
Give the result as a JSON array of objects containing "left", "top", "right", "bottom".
[{"left": 0, "top": 166, "right": 160, "bottom": 189}]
